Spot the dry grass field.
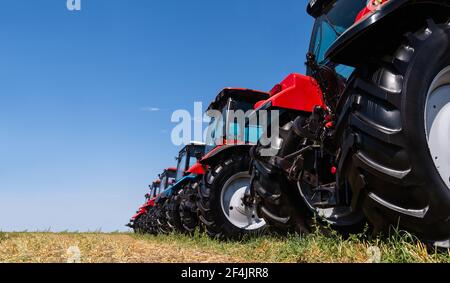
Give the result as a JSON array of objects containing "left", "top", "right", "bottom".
[{"left": 0, "top": 231, "right": 449, "bottom": 263}]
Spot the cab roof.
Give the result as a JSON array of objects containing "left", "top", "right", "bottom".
[
  {"left": 207, "top": 88, "right": 269, "bottom": 111},
  {"left": 307, "top": 0, "right": 335, "bottom": 18}
]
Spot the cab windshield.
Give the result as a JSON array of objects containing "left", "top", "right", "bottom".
[
  {"left": 152, "top": 184, "right": 158, "bottom": 197},
  {"left": 149, "top": 185, "right": 154, "bottom": 197},
  {"left": 309, "top": 0, "right": 368, "bottom": 78},
  {"left": 155, "top": 184, "right": 162, "bottom": 196},
  {"left": 175, "top": 153, "right": 187, "bottom": 180},
  {"left": 205, "top": 99, "right": 263, "bottom": 154},
  {"left": 159, "top": 176, "right": 168, "bottom": 192}
]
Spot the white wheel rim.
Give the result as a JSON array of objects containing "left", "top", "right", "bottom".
[
  {"left": 425, "top": 65, "right": 450, "bottom": 191},
  {"left": 220, "top": 172, "right": 266, "bottom": 230}
]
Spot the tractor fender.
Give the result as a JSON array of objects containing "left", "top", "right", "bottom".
[
  {"left": 252, "top": 73, "right": 325, "bottom": 114},
  {"left": 200, "top": 144, "right": 253, "bottom": 168},
  {"left": 326, "top": 0, "right": 450, "bottom": 67},
  {"left": 141, "top": 199, "right": 155, "bottom": 209},
  {"left": 131, "top": 208, "right": 146, "bottom": 220},
  {"left": 134, "top": 198, "right": 156, "bottom": 215},
  {"left": 187, "top": 162, "right": 206, "bottom": 175},
  {"left": 158, "top": 175, "right": 198, "bottom": 200}
]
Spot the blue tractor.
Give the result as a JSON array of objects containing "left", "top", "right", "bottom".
[{"left": 153, "top": 142, "right": 206, "bottom": 234}]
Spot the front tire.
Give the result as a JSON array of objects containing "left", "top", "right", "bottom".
[
  {"left": 179, "top": 181, "right": 201, "bottom": 234},
  {"left": 143, "top": 207, "right": 158, "bottom": 235},
  {"left": 166, "top": 191, "right": 184, "bottom": 233},
  {"left": 132, "top": 216, "right": 145, "bottom": 234},
  {"left": 251, "top": 121, "right": 311, "bottom": 234},
  {"left": 155, "top": 199, "right": 171, "bottom": 234},
  {"left": 197, "top": 154, "right": 266, "bottom": 240}
]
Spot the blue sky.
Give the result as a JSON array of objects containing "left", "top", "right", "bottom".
[{"left": 0, "top": 0, "right": 313, "bottom": 232}]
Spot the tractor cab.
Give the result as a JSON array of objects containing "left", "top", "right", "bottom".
[
  {"left": 156, "top": 144, "right": 206, "bottom": 199},
  {"left": 157, "top": 168, "right": 176, "bottom": 194},
  {"left": 251, "top": 1, "right": 385, "bottom": 115},
  {"left": 204, "top": 88, "right": 269, "bottom": 155},
  {"left": 307, "top": 0, "right": 393, "bottom": 71},
  {"left": 306, "top": 0, "right": 374, "bottom": 80},
  {"left": 253, "top": 0, "right": 384, "bottom": 115},
  {"left": 148, "top": 180, "right": 161, "bottom": 199},
  {"left": 174, "top": 142, "right": 206, "bottom": 181}
]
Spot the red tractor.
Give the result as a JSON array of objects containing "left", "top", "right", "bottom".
[
  {"left": 127, "top": 179, "right": 160, "bottom": 232},
  {"left": 128, "top": 167, "right": 176, "bottom": 233},
  {"left": 149, "top": 88, "right": 270, "bottom": 238},
  {"left": 249, "top": 0, "right": 450, "bottom": 247},
  {"left": 196, "top": 88, "right": 270, "bottom": 239}
]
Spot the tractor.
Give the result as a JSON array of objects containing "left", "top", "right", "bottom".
[
  {"left": 196, "top": 88, "right": 270, "bottom": 240},
  {"left": 248, "top": 0, "right": 450, "bottom": 247},
  {"left": 152, "top": 142, "right": 206, "bottom": 234},
  {"left": 128, "top": 166, "right": 176, "bottom": 233},
  {"left": 127, "top": 180, "right": 160, "bottom": 233},
  {"left": 128, "top": 169, "right": 176, "bottom": 233}
]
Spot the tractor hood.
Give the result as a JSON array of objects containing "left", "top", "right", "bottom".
[{"left": 253, "top": 73, "right": 325, "bottom": 113}]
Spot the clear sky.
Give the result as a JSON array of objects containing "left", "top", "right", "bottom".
[{"left": 0, "top": 0, "right": 313, "bottom": 232}]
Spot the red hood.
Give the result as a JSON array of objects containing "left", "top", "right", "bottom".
[
  {"left": 187, "top": 162, "right": 206, "bottom": 175},
  {"left": 255, "top": 73, "right": 325, "bottom": 112}
]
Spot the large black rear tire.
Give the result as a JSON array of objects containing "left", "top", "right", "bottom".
[{"left": 340, "top": 19, "right": 450, "bottom": 244}]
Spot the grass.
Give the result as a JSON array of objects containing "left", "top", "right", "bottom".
[
  {"left": 134, "top": 228, "right": 450, "bottom": 263},
  {"left": 0, "top": 229, "right": 448, "bottom": 263}
]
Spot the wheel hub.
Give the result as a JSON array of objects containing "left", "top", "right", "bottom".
[
  {"left": 220, "top": 172, "right": 266, "bottom": 230},
  {"left": 425, "top": 66, "right": 450, "bottom": 191}
]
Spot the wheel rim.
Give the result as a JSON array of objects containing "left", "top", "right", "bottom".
[
  {"left": 220, "top": 172, "right": 266, "bottom": 230},
  {"left": 425, "top": 65, "right": 450, "bottom": 191}
]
